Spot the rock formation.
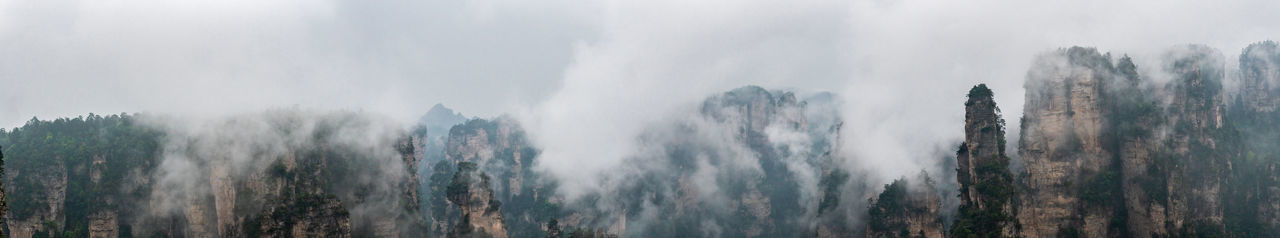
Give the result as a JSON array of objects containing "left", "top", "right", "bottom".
[
  {"left": 1008, "top": 45, "right": 1247, "bottom": 237},
  {"left": 6, "top": 160, "right": 66, "bottom": 238},
  {"left": 1157, "top": 45, "right": 1230, "bottom": 235},
  {"left": 428, "top": 116, "right": 550, "bottom": 237},
  {"left": 1238, "top": 41, "right": 1280, "bottom": 113},
  {"left": 952, "top": 83, "right": 1018, "bottom": 237},
  {"left": 0, "top": 112, "right": 424, "bottom": 238},
  {"left": 866, "top": 172, "right": 944, "bottom": 238},
  {"left": 447, "top": 162, "right": 507, "bottom": 238},
  {"left": 1228, "top": 41, "right": 1280, "bottom": 237},
  {"left": 1017, "top": 47, "right": 1123, "bottom": 237}
]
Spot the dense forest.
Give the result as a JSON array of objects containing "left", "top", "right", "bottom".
[{"left": 0, "top": 114, "right": 162, "bottom": 237}]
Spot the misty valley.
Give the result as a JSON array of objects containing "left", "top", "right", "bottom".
[{"left": 5, "top": 41, "right": 1280, "bottom": 238}]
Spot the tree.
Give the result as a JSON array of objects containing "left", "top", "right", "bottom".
[{"left": 546, "top": 219, "right": 562, "bottom": 238}]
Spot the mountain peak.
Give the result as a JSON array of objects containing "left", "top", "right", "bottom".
[{"left": 419, "top": 103, "right": 468, "bottom": 128}]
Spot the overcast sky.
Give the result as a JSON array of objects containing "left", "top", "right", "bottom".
[{"left": 3, "top": 0, "right": 1280, "bottom": 186}]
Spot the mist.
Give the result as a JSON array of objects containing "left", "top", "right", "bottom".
[
  {"left": 136, "top": 108, "right": 418, "bottom": 235},
  {"left": 3, "top": 0, "right": 1280, "bottom": 236}
]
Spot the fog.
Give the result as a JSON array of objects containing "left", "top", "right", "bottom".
[
  {"left": 136, "top": 108, "right": 418, "bottom": 235},
  {"left": 3, "top": 0, "right": 1280, "bottom": 225}
]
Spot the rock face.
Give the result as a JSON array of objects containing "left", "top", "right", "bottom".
[
  {"left": 429, "top": 117, "right": 548, "bottom": 237},
  {"left": 88, "top": 156, "right": 119, "bottom": 238},
  {"left": 87, "top": 211, "right": 118, "bottom": 238},
  {"left": 526, "top": 86, "right": 840, "bottom": 238},
  {"left": 866, "top": 172, "right": 944, "bottom": 238},
  {"left": 444, "top": 118, "right": 534, "bottom": 204},
  {"left": 1230, "top": 41, "right": 1280, "bottom": 237},
  {"left": 1239, "top": 41, "right": 1280, "bottom": 113},
  {"left": 238, "top": 151, "right": 354, "bottom": 238},
  {"left": 1009, "top": 45, "right": 1254, "bottom": 237},
  {"left": 952, "top": 84, "right": 1018, "bottom": 237},
  {"left": 248, "top": 193, "right": 352, "bottom": 238},
  {"left": 1160, "top": 45, "right": 1230, "bottom": 235},
  {"left": 413, "top": 104, "right": 469, "bottom": 235},
  {"left": 222, "top": 135, "right": 423, "bottom": 238},
  {"left": 447, "top": 162, "right": 508, "bottom": 238},
  {"left": 1016, "top": 47, "right": 1123, "bottom": 237},
  {"left": 696, "top": 86, "right": 809, "bottom": 237},
  {"left": 6, "top": 162, "right": 66, "bottom": 238},
  {"left": 0, "top": 112, "right": 425, "bottom": 238},
  {"left": 700, "top": 86, "right": 809, "bottom": 143}
]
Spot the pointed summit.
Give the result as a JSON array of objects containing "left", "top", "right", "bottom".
[
  {"left": 953, "top": 83, "right": 1018, "bottom": 237},
  {"left": 420, "top": 104, "right": 468, "bottom": 127}
]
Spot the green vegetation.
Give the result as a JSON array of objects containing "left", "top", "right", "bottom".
[
  {"left": 0, "top": 113, "right": 429, "bottom": 237},
  {"left": 817, "top": 169, "right": 849, "bottom": 216},
  {"left": 438, "top": 118, "right": 562, "bottom": 237},
  {"left": 567, "top": 228, "right": 618, "bottom": 238},
  {"left": 950, "top": 154, "right": 1017, "bottom": 238},
  {"left": 428, "top": 160, "right": 456, "bottom": 235},
  {"left": 867, "top": 179, "right": 908, "bottom": 233},
  {"left": 953, "top": 84, "right": 1017, "bottom": 238},
  {"left": 967, "top": 84, "right": 994, "bottom": 100},
  {"left": 546, "top": 219, "right": 563, "bottom": 238},
  {"left": 1221, "top": 52, "right": 1280, "bottom": 237},
  {"left": 866, "top": 178, "right": 936, "bottom": 238},
  {"left": 0, "top": 114, "right": 163, "bottom": 236},
  {"left": 0, "top": 144, "right": 5, "bottom": 221}
]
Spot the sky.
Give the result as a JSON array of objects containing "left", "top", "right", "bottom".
[{"left": 2, "top": 0, "right": 1280, "bottom": 190}]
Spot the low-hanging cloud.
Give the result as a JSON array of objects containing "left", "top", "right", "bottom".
[
  {"left": 137, "top": 108, "right": 416, "bottom": 236},
  {"left": 0, "top": 0, "right": 599, "bottom": 127},
  {"left": 515, "top": 0, "right": 1280, "bottom": 207},
  {"left": 4, "top": 0, "right": 1280, "bottom": 235},
  {"left": 518, "top": 0, "right": 854, "bottom": 199}
]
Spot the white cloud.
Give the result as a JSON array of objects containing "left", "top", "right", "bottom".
[{"left": 518, "top": 0, "right": 853, "bottom": 198}]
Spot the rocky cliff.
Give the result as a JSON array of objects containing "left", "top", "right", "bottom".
[
  {"left": 413, "top": 104, "right": 470, "bottom": 235},
  {"left": 529, "top": 86, "right": 841, "bottom": 237},
  {"left": 444, "top": 117, "right": 535, "bottom": 204},
  {"left": 866, "top": 172, "right": 944, "bottom": 238},
  {"left": 6, "top": 161, "right": 66, "bottom": 238},
  {"left": 426, "top": 116, "right": 549, "bottom": 238},
  {"left": 1228, "top": 41, "right": 1280, "bottom": 237},
  {"left": 1159, "top": 45, "right": 1231, "bottom": 235},
  {"left": 1004, "top": 44, "right": 1280, "bottom": 237},
  {"left": 951, "top": 83, "right": 1018, "bottom": 237},
  {"left": 0, "top": 112, "right": 425, "bottom": 238},
  {"left": 447, "top": 162, "right": 508, "bottom": 238},
  {"left": 1017, "top": 47, "right": 1125, "bottom": 237},
  {"left": 1238, "top": 41, "right": 1280, "bottom": 113}
]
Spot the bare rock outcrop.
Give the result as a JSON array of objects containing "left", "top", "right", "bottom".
[
  {"left": 1016, "top": 47, "right": 1121, "bottom": 237},
  {"left": 87, "top": 211, "right": 118, "bottom": 238},
  {"left": 1010, "top": 45, "right": 1239, "bottom": 237},
  {"left": 447, "top": 162, "right": 508, "bottom": 238},
  {"left": 1239, "top": 41, "right": 1280, "bottom": 113},
  {"left": 1232, "top": 41, "right": 1280, "bottom": 235},
  {"left": 1161, "top": 45, "right": 1229, "bottom": 234},
  {"left": 6, "top": 162, "right": 67, "bottom": 238},
  {"left": 866, "top": 172, "right": 944, "bottom": 238},
  {"left": 952, "top": 84, "right": 1018, "bottom": 237}
]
